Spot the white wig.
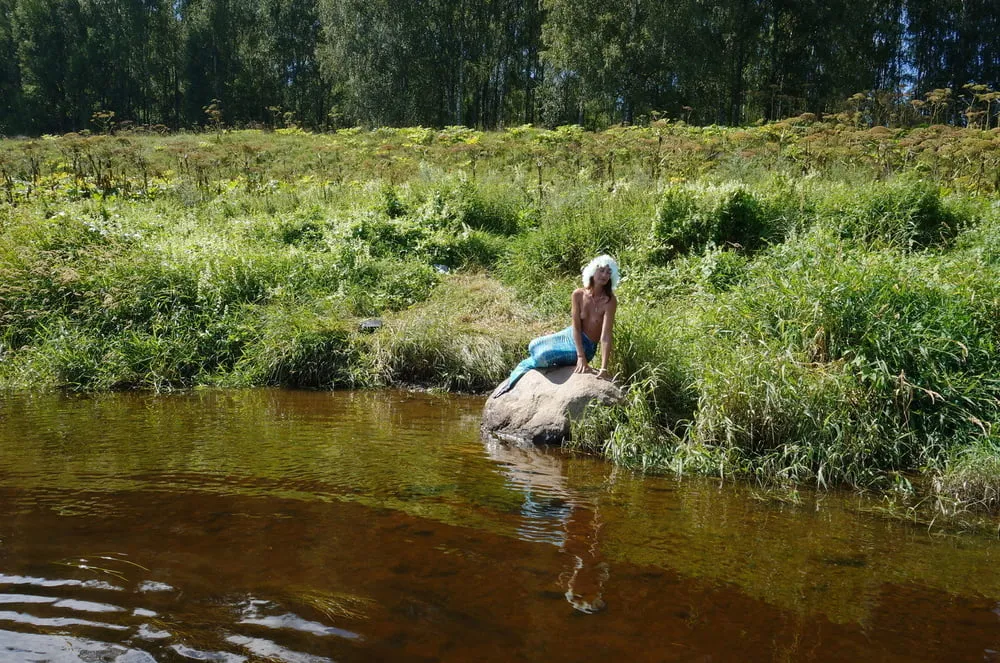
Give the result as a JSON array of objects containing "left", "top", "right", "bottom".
[{"left": 582, "top": 254, "right": 620, "bottom": 292}]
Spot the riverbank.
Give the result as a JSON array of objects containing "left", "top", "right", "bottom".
[{"left": 1, "top": 123, "right": 999, "bottom": 516}]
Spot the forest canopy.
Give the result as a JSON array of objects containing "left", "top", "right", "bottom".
[{"left": 0, "top": 0, "right": 997, "bottom": 134}]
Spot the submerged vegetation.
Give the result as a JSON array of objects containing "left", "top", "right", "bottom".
[{"left": 2, "top": 121, "right": 1000, "bottom": 515}]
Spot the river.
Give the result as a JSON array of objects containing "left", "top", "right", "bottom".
[{"left": 0, "top": 389, "right": 997, "bottom": 661}]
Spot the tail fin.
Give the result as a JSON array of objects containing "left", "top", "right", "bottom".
[{"left": 492, "top": 358, "right": 535, "bottom": 398}]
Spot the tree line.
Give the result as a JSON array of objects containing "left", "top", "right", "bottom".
[{"left": 0, "top": 0, "right": 997, "bottom": 135}]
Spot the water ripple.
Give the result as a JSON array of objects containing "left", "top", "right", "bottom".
[
  {"left": 170, "top": 644, "right": 247, "bottom": 662},
  {"left": 0, "top": 593, "right": 125, "bottom": 613},
  {"left": 226, "top": 635, "right": 336, "bottom": 663},
  {"left": 53, "top": 598, "right": 127, "bottom": 613},
  {"left": 0, "top": 609, "right": 129, "bottom": 630},
  {"left": 0, "top": 593, "right": 57, "bottom": 605},
  {"left": 0, "top": 573, "right": 122, "bottom": 591},
  {"left": 239, "top": 613, "right": 362, "bottom": 641},
  {"left": 0, "top": 629, "right": 156, "bottom": 663},
  {"left": 136, "top": 623, "right": 172, "bottom": 640}
]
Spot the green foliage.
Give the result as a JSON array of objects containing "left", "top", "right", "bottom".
[
  {"left": 0, "top": 186, "right": 447, "bottom": 390},
  {"left": 367, "top": 318, "right": 511, "bottom": 392},
  {"left": 955, "top": 204, "right": 1000, "bottom": 264},
  {"left": 584, "top": 222, "right": 1000, "bottom": 492},
  {"left": 231, "top": 302, "right": 363, "bottom": 388},
  {"left": 2, "top": 0, "right": 999, "bottom": 132},
  {"left": 3, "top": 129, "right": 1000, "bottom": 508},
  {"left": 611, "top": 305, "right": 701, "bottom": 427},
  {"left": 934, "top": 435, "right": 1000, "bottom": 512},
  {"left": 817, "top": 178, "right": 966, "bottom": 248},
  {"left": 365, "top": 274, "right": 546, "bottom": 392},
  {"left": 649, "top": 183, "right": 802, "bottom": 261},
  {"left": 381, "top": 184, "right": 407, "bottom": 218},
  {"left": 501, "top": 188, "right": 653, "bottom": 294},
  {"left": 338, "top": 254, "right": 439, "bottom": 316},
  {"left": 568, "top": 370, "right": 678, "bottom": 470},
  {"left": 339, "top": 212, "right": 506, "bottom": 272}
]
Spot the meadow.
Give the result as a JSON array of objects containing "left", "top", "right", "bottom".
[{"left": 2, "top": 118, "right": 999, "bottom": 517}]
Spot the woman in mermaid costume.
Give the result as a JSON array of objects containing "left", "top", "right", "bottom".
[{"left": 494, "top": 255, "right": 619, "bottom": 397}]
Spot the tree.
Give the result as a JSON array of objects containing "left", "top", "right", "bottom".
[
  {"left": 265, "top": 0, "right": 328, "bottom": 127},
  {"left": 0, "top": 0, "right": 23, "bottom": 134},
  {"left": 15, "top": 0, "right": 92, "bottom": 132},
  {"left": 542, "top": 0, "right": 687, "bottom": 126},
  {"left": 907, "top": 0, "right": 1000, "bottom": 123}
]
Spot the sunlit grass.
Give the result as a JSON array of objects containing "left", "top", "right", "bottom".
[
  {"left": 366, "top": 273, "right": 556, "bottom": 392},
  {"left": 2, "top": 127, "right": 1000, "bottom": 508}
]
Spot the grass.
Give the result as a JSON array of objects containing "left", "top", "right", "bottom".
[
  {"left": 365, "top": 273, "right": 556, "bottom": 392},
  {"left": 2, "top": 123, "right": 1000, "bottom": 516}
]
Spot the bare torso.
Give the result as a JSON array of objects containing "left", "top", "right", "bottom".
[{"left": 573, "top": 287, "right": 613, "bottom": 341}]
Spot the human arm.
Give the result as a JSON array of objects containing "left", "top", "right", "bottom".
[
  {"left": 571, "top": 289, "right": 591, "bottom": 373},
  {"left": 596, "top": 297, "right": 617, "bottom": 379}
]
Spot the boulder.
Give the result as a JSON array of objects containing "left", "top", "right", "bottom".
[{"left": 482, "top": 365, "right": 624, "bottom": 445}]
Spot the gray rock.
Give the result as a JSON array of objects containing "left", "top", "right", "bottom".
[{"left": 482, "top": 365, "right": 623, "bottom": 445}]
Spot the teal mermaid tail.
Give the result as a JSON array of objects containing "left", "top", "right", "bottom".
[{"left": 493, "top": 326, "right": 596, "bottom": 398}]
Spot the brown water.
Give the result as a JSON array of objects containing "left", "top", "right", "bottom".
[{"left": 1, "top": 390, "right": 999, "bottom": 662}]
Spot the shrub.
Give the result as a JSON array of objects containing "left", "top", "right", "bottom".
[
  {"left": 596, "top": 224, "right": 1000, "bottom": 489},
  {"left": 687, "top": 230, "right": 1000, "bottom": 484},
  {"left": 337, "top": 255, "right": 439, "bottom": 316},
  {"left": 568, "top": 370, "right": 678, "bottom": 470},
  {"left": 365, "top": 274, "right": 543, "bottom": 392},
  {"left": 381, "top": 184, "right": 407, "bottom": 218},
  {"left": 231, "top": 303, "right": 363, "bottom": 388},
  {"left": 501, "top": 188, "right": 650, "bottom": 290},
  {"left": 934, "top": 436, "right": 1000, "bottom": 512},
  {"left": 400, "top": 180, "right": 524, "bottom": 236},
  {"left": 26, "top": 313, "right": 234, "bottom": 391},
  {"left": 340, "top": 212, "right": 428, "bottom": 259},
  {"left": 419, "top": 229, "right": 508, "bottom": 270},
  {"left": 368, "top": 318, "right": 512, "bottom": 391},
  {"left": 450, "top": 180, "right": 524, "bottom": 235},
  {"left": 816, "top": 178, "right": 967, "bottom": 249},
  {"left": 649, "top": 183, "right": 798, "bottom": 262}
]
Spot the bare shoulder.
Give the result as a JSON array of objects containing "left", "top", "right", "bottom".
[{"left": 572, "top": 288, "right": 586, "bottom": 301}]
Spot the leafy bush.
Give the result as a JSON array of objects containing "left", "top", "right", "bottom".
[
  {"left": 341, "top": 212, "right": 427, "bottom": 258},
  {"left": 574, "top": 223, "right": 1000, "bottom": 490},
  {"left": 449, "top": 181, "right": 524, "bottom": 236},
  {"left": 338, "top": 255, "right": 439, "bottom": 316},
  {"left": 365, "top": 274, "right": 542, "bottom": 392},
  {"left": 231, "top": 303, "right": 363, "bottom": 388},
  {"left": 649, "top": 183, "right": 798, "bottom": 262},
  {"left": 817, "top": 178, "right": 966, "bottom": 248},
  {"left": 501, "top": 189, "right": 650, "bottom": 290}
]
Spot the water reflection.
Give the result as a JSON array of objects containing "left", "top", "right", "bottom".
[{"left": 484, "top": 437, "right": 609, "bottom": 614}]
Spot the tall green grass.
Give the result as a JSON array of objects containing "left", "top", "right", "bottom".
[
  {"left": 571, "top": 185, "right": 1000, "bottom": 503},
  {"left": 0, "top": 176, "right": 531, "bottom": 390},
  {"left": 3, "top": 127, "right": 1000, "bottom": 511},
  {"left": 366, "top": 274, "right": 554, "bottom": 392},
  {"left": 0, "top": 173, "right": 552, "bottom": 392}
]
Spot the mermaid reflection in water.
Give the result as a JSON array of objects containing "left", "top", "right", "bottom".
[
  {"left": 494, "top": 255, "right": 619, "bottom": 397},
  {"left": 484, "top": 438, "right": 611, "bottom": 614}
]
